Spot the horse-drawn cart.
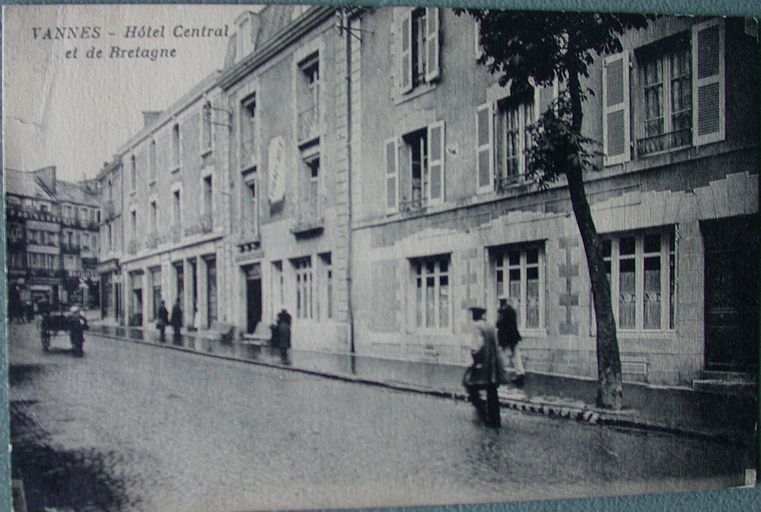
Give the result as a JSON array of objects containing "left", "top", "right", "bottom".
[{"left": 39, "top": 312, "right": 88, "bottom": 356}]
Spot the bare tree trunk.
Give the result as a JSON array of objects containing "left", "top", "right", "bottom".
[{"left": 567, "top": 66, "right": 623, "bottom": 410}]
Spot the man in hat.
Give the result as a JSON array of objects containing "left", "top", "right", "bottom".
[
  {"left": 463, "top": 305, "right": 506, "bottom": 427},
  {"left": 496, "top": 296, "right": 526, "bottom": 388},
  {"left": 275, "top": 306, "right": 292, "bottom": 364}
]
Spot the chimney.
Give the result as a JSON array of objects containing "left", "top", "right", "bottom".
[
  {"left": 34, "top": 166, "right": 57, "bottom": 193},
  {"left": 142, "top": 111, "right": 162, "bottom": 128}
]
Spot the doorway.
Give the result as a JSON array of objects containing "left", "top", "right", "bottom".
[
  {"left": 702, "top": 215, "right": 759, "bottom": 371},
  {"left": 244, "top": 264, "right": 262, "bottom": 334}
]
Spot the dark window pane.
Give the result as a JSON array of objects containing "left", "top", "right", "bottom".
[
  {"left": 644, "top": 234, "right": 660, "bottom": 253},
  {"left": 620, "top": 237, "right": 636, "bottom": 255}
]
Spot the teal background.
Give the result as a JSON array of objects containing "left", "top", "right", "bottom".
[{"left": 1, "top": 0, "right": 758, "bottom": 511}]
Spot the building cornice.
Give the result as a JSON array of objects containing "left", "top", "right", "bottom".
[{"left": 219, "top": 5, "right": 336, "bottom": 91}]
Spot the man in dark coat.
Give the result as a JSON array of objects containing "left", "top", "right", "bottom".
[
  {"left": 170, "top": 299, "right": 183, "bottom": 342},
  {"left": 496, "top": 297, "right": 525, "bottom": 388},
  {"left": 157, "top": 300, "right": 169, "bottom": 342},
  {"left": 463, "top": 306, "right": 507, "bottom": 427},
  {"left": 275, "top": 308, "right": 292, "bottom": 364}
]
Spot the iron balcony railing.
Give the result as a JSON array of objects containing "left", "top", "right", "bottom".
[
  {"left": 496, "top": 173, "right": 525, "bottom": 192},
  {"left": 636, "top": 128, "right": 691, "bottom": 157},
  {"left": 399, "top": 196, "right": 428, "bottom": 212},
  {"left": 127, "top": 239, "right": 137, "bottom": 255},
  {"left": 145, "top": 233, "right": 158, "bottom": 249},
  {"left": 297, "top": 102, "right": 320, "bottom": 143}
]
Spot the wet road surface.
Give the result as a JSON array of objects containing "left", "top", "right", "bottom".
[{"left": 8, "top": 322, "right": 750, "bottom": 511}]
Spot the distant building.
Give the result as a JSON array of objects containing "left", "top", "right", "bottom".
[{"left": 5, "top": 166, "right": 100, "bottom": 308}]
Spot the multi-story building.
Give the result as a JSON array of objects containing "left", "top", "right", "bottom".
[
  {"left": 97, "top": 158, "right": 124, "bottom": 323},
  {"left": 217, "top": 5, "right": 351, "bottom": 349},
  {"left": 97, "top": 6, "right": 758, "bottom": 386},
  {"left": 5, "top": 166, "right": 101, "bottom": 307},
  {"left": 349, "top": 10, "right": 758, "bottom": 385},
  {"left": 113, "top": 77, "right": 231, "bottom": 331}
]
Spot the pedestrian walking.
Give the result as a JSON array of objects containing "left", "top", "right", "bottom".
[
  {"left": 496, "top": 297, "right": 526, "bottom": 388},
  {"left": 275, "top": 307, "right": 292, "bottom": 365},
  {"left": 170, "top": 299, "right": 183, "bottom": 342},
  {"left": 157, "top": 300, "right": 169, "bottom": 342},
  {"left": 463, "top": 305, "right": 508, "bottom": 427},
  {"left": 67, "top": 305, "right": 88, "bottom": 356}
]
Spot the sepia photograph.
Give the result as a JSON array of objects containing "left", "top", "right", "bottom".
[{"left": 3, "top": 2, "right": 759, "bottom": 511}]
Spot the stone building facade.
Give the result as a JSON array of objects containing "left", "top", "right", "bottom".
[
  {"left": 97, "top": 6, "right": 758, "bottom": 386},
  {"left": 349, "top": 10, "right": 758, "bottom": 385},
  {"left": 6, "top": 166, "right": 100, "bottom": 308}
]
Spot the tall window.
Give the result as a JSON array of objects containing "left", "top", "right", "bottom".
[
  {"left": 203, "top": 176, "right": 213, "bottom": 220},
  {"left": 130, "top": 155, "right": 136, "bottom": 191},
  {"left": 149, "top": 140, "right": 157, "bottom": 181},
  {"left": 637, "top": 35, "right": 692, "bottom": 156},
  {"left": 406, "top": 129, "right": 428, "bottom": 210},
  {"left": 320, "top": 253, "right": 333, "bottom": 320},
  {"left": 201, "top": 101, "right": 212, "bottom": 152},
  {"left": 240, "top": 94, "right": 257, "bottom": 170},
  {"left": 411, "top": 8, "right": 428, "bottom": 88},
  {"left": 245, "top": 177, "right": 258, "bottom": 237},
  {"left": 399, "top": 8, "right": 440, "bottom": 93},
  {"left": 150, "top": 201, "right": 157, "bottom": 236},
  {"left": 298, "top": 53, "right": 320, "bottom": 142},
  {"left": 172, "top": 190, "right": 181, "bottom": 227},
  {"left": 413, "top": 256, "right": 450, "bottom": 330},
  {"left": 171, "top": 123, "right": 180, "bottom": 170},
  {"left": 496, "top": 94, "right": 535, "bottom": 188},
  {"left": 601, "top": 229, "right": 676, "bottom": 331},
  {"left": 294, "top": 257, "right": 313, "bottom": 320},
  {"left": 305, "top": 156, "right": 320, "bottom": 217},
  {"left": 130, "top": 210, "right": 137, "bottom": 249},
  {"left": 495, "top": 245, "right": 544, "bottom": 329}
]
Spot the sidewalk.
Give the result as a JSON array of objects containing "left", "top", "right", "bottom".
[{"left": 89, "top": 323, "right": 757, "bottom": 446}]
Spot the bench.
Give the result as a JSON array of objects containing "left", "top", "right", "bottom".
[{"left": 208, "top": 321, "right": 236, "bottom": 342}]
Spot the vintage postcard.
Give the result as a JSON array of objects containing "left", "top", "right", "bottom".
[{"left": 3, "top": 2, "right": 758, "bottom": 511}]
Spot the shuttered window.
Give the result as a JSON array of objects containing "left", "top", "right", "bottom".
[
  {"left": 427, "top": 122, "right": 445, "bottom": 204},
  {"left": 602, "top": 52, "right": 631, "bottom": 166},
  {"left": 476, "top": 103, "right": 494, "bottom": 193},
  {"left": 692, "top": 18, "right": 725, "bottom": 146},
  {"left": 398, "top": 7, "right": 440, "bottom": 94},
  {"left": 425, "top": 7, "right": 440, "bottom": 82}
]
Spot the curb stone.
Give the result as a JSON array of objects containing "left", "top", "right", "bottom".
[{"left": 90, "top": 330, "right": 751, "bottom": 446}]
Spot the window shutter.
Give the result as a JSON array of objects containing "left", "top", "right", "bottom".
[
  {"left": 385, "top": 137, "right": 399, "bottom": 213},
  {"left": 399, "top": 10, "right": 412, "bottom": 93},
  {"left": 427, "top": 122, "right": 445, "bottom": 203},
  {"left": 602, "top": 52, "right": 631, "bottom": 166},
  {"left": 692, "top": 18, "right": 725, "bottom": 146},
  {"left": 425, "top": 7, "right": 441, "bottom": 82},
  {"left": 476, "top": 103, "right": 494, "bottom": 193},
  {"left": 474, "top": 20, "right": 482, "bottom": 59}
]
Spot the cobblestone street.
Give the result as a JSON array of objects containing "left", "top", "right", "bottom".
[{"left": 8, "top": 323, "right": 750, "bottom": 511}]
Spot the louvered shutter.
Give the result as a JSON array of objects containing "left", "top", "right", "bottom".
[
  {"left": 399, "top": 10, "right": 412, "bottom": 93},
  {"left": 476, "top": 103, "right": 494, "bottom": 193},
  {"left": 692, "top": 19, "right": 725, "bottom": 146},
  {"left": 425, "top": 7, "right": 440, "bottom": 82},
  {"left": 427, "top": 122, "right": 445, "bottom": 204},
  {"left": 474, "top": 20, "right": 482, "bottom": 59},
  {"left": 385, "top": 138, "right": 399, "bottom": 213},
  {"left": 602, "top": 52, "right": 631, "bottom": 166}
]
